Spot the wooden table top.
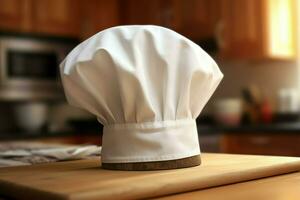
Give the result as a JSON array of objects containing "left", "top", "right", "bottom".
[
  {"left": 0, "top": 153, "right": 300, "bottom": 200},
  {"left": 158, "top": 170, "right": 300, "bottom": 200}
]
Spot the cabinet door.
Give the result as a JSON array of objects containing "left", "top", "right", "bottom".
[
  {"left": 219, "top": 0, "right": 264, "bottom": 59},
  {"left": 180, "top": 0, "right": 220, "bottom": 40},
  {"left": 31, "top": 0, "right": 80, "bottom": 37},
  {"left": 120, "top": 0, "right": 181, "bottom": 30},
  {"left": 218, "top": 0, "right": 296, "bottom": 60},
  {"left": 120, "top": 0, "right": 162, "bottom": 25},
  {"left": 80, "top": 0, "right": 120, "bottom": 39},
  {"left": 0, "top": 0, "right": 31, "bottom": 32}
]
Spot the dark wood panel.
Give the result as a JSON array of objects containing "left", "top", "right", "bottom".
[{"left": 221, "top": 133, "right": 300, "bottom": 156}]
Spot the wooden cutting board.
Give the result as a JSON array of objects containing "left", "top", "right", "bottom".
[{"left": 0, "top": 153, "right": 300, "bottom": 200}]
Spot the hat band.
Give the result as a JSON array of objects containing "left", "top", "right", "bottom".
[{"left": 101, "top": 119, "right": 200, "bottom": 163}]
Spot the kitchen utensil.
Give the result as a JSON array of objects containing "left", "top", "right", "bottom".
[
  {"left": 214, "top": 98, "right": 242, "bottom": 126},
  {"left": 13, "top": 102, "right": 48, "bottom": 133},
  {"left": 278, "top": 88, "right": 299, "bottom": 114}
]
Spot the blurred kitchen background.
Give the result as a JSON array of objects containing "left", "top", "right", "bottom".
[{"left": 0, "top": 0, "right": 300, "bottom": 160}]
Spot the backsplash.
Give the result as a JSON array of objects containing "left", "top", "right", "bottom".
[{"left": 204, "top": 60, "right": 300, "bottom": 113}]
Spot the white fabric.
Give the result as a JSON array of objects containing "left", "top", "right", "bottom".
[{"left": 60, "top": 25, "right": 223, "bottom": 163}]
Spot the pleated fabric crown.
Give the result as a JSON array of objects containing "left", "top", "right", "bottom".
[{"left": 60, "top": 25, "right": 223, "bottom": 164}]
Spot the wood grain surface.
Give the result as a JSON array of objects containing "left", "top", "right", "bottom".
[
  {"left": 157, "top": 170, "right": 300, "bottom": 200},
  {"left": 0, "top": 153, "right": 300, "bottom": 200}
]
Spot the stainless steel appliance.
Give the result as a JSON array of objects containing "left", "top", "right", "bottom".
[{"left": 0, "top": 33, "right": 77, "bottom": 100}]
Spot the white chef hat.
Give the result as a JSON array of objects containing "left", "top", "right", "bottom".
[{"left": 60, "top": 25, "right": 223, "bottom": 165}]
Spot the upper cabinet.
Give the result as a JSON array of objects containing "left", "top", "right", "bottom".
[
  {"left": 119, "top": 0, "right": 181, "bottom": 31},
  {"left": 0, "top": 0, "right": 31, "bottom": 32},
  {"left": 31, "top": 0, "right": 80, "bottom": 37},
  {"left": 218, "top": 0, "right": 297, "bottom": 60},
  {"left": 0, "top": 0, "right": 297, "bottom": 60},
  {"left": 119, "top": 0, "right": 220, "bottom": 41},
  {"left": 120, "top": 0, "right": 162, "bottom": 25},
  {"left": 179, "top": 0, "right": 220, "bottom": 40},
  {"left": 79, "top": 0, "right": 120, "bottom": 39},
  {"left": 0, "top": 0, "right": 80, "bottom": 37}
]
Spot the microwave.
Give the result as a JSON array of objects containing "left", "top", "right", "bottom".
[{"left": 0, "top": 34, "right": 77, "bottom": 100}]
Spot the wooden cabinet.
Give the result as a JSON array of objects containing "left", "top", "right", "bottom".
[
  {"left": 80, "top": 0, "right": 120, "bottom": 39},
  {"left": 0, "top": 0, "right": 31, "bottom": 32},
  {"left": 31, "top": 0, "right": 80, "bottom": 37},
  {"left": 218, "top": 0, "right": 297, "bottom": 60},
  {"left": 221, "top": 133, "right": 300, "bottom": 156},
  {"left": 119, "top": 0, "right": 181, "bottom": 31},
  {"left": 0, "top": 0, "right": 80, "bottom": 37},
  {"left": 179, "top": 0, "right": 220, "bottom": 40},
  {"left": 0, "top": 0, "right": 297, "bottom": 58},
  {"left": 120, "top": 0, "right": 162, "bottom": 26},
  {"left": 119, "top": 0, "right": 218, "bottom": 40}
]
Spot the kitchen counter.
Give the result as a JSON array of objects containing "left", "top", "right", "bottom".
[
  {"left": 2, "top": 121, "right": 300, "bottom": 140},
  {"left": 197, "top": 122, "right": 300, "bottom": 134}
]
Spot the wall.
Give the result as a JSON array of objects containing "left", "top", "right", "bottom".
[{"left": 204, "top": 60, "right": 300, "bottom": 112}]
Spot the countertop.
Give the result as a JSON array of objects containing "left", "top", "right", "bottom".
[
  {"left": 197, "top": 122, "right": 300, "bottom": 134},
  {"left": 2, "top": 122, "right": 300, "bottom": 141}
]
